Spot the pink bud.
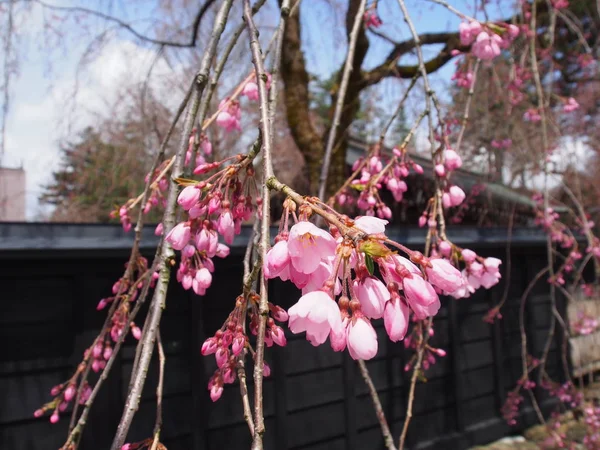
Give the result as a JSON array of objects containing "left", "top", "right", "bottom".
[
  {"left": 462, "top": 248, "right": 477, "bottom": 263},
  {"left": 210, "top": 384, "right": 223, "bottom": 402},
  {"left": 434, "top": 164, "right": 446, "bottom": 177},
  {"left": 271, "top": 326, "right": 287, "bottom": 346},
  {"left": 177, "top": 186, "right": 200, "bottom": 210},
  {"left": 97, "top": 298, "right": 108, "bottom": 310},
  {"left": 34, "top": 409, "right": 44, "bottom": 418},
  {"left": 216, "top": 243, "right": 230, "bottom": 258},
  {"left": 426, "top": 258, "right": 464, "bottom": 293},
  {"left": 384, "top": 298, "right": 409, "bottom": 342},
  {"left": 182, "top": 244, "right": 196, "bottom": 258},
  {"left": 122, "top": 445, "right": 131, "bottom": 450},
  {"left": 215, "top": 348, "right": 229, "bottom": 368},
  {"left": 418, "top": 215, "right": 427, "bottom": 227},
  {"left": 347, "top": 317, "right": 378, "bottom": 360},
  {"left": 232, "top": 335, "right": 245, "bottom": 356},
  {"left": 263, "top": 362, "right": 271, "bottom": 377},
  {"left": 439, "top": 241, "right": 452, "bottom": 257},
  {"left": 201, "top": 337, "right": 218, "bottom": 355},
  {"left": 92, "top": 342, "right": 103, "bottom": 359},
  {"left": 131, "top": 326, "right": 142, "bottom": 340},
  {"left": 413, "top": 163, "right": 424, "bottom": 174},
  {"left": 63, "top": 385, "right": 76, "bottom": 402},
  {"left": 103, "top": 346, "right": 113, "bottom": 361},
  {"left": 166, "top": 222, "right": 191, "bottom": 250},
  {"left": 271, "top": 305, "right": 289, "bottom": 322},
  {"left": 449, "top": 186, "right": 466, "bottom": 206},
  {"left": 195, "top": 268, "right": 213, "bottom": 289},
  {"left": 50, "top": 412, "right": 59, "bottom": 424},
  {"left": 154, "top": 223, "right": 163, "bottom": 236}
]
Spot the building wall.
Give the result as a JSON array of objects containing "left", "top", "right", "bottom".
[
  {"left": 0, "top": 225, "right": 565, "bottom": 450},
  {"left": 0, "top": 167, "right": 26, "bottom": 221}
]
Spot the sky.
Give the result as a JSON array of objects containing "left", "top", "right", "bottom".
[{"left": 0, "top": 0, "right": 586, "bottom": 220}]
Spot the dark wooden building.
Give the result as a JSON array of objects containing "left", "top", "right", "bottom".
[{"left": 0, "top": 223, "right": 566, "bottom": 450}]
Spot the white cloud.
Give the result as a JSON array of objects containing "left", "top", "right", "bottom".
[{"left": 3, "top": 39, "right": 178, "bottom": 220}]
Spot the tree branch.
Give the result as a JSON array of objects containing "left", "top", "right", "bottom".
[
  {"left": 317, "top": 0, "right": 367, "bottom": 201},
  {"left": 109, "top": 2, "right": 234, "bottom": 448},
  {"left": 33, "top": 0, "right": 217, "bottom": 48}
]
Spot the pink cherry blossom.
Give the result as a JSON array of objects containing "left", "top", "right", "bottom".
[
  {"left": 459, "top": 21, "right": 482, "bottom": 46},
  {"left": 177, "top": 186, "right": 200, "bottom": 210},
  {"left": 444, "top": 149, "right": 462, "bottom": 170},
  {"left": 216, "top": 210, "right": 235, "bottom": 244},
  {"left": 265, "top": 240, "right": 290, "bottom": 277},
  {"left": 195, "top": 268, "right": 212, "bottom": 289},
  {"left": 347, "top": 317, "right": 378, "bottom": 360},
  {"left": 384, "top": 298, "right": 410, "bottom": 342},
  {"left": 353, "top": 277, "right": 390, "bottom": 319},
  {"left": 426, "top": 258, "right": 464, "bottom": 293},
  {"left": 166, "top": 222, "right": 191, "bottom": 250},
  {"left": 449, "top": 186, "right": 466, "bottom": 206},
  {"left": 287, "top": 221, "right": 337, "bottom": 274},
  {"left": 354, "top": 216, "right": 388, "bottom": 235},
  {"left": 403, "top": 275, "right": 440, "bottom": 320},
  {"left": 288, "top": 291, "right": 342, "bottom": 346},
  {"left": 330, "top": 317, "right": 348, "bottom": 351},
  {"left": 472, "top": 31, "right": 502, "bottom": 60}
]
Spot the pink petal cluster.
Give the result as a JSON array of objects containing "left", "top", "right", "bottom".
[
  {"left": 442, "top": 185, "right": 466, "bottom": 208},
  {"left": 242, "top": 72, "right": 272, "bottom": 101},
  {"left": 363, "top": 10, "right": 382, "bottom": 28},
  {"left": 563, "top": 97, "right": 579, "bottom": 113},
  {"left": 216, "top": 98, "right": 241, "bottom": 132},
  {"left": 471, "top": 31, "right": 503, "bottom": 60},
  {"left": 338, "top": 153, "right": 422, "bottom": 219}
]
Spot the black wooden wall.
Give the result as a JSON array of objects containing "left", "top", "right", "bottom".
[{"left": 0, "top": 224, "right": 564, "bottom": 450}]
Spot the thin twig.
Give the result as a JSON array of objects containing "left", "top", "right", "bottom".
[
  {"left": 243, "top": 2, "right": 276, "bottom": 447},
  {"left": 150, "top": 332, "right": 165, "bottom": 450},
  {"left": 317, "top": 0, "right": 367, "bottom": 200},
  {"left": 454, "top": 58, "right": 481, "bottom": 154},
  {"left": 398, "top": 321, "right": 430, "bottom": 450},
  {"left": 358, "top": 360, "right": 397, "bottom": 450}
]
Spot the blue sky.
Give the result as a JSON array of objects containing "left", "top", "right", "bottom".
[{"left": 1, "top": 0, "right": 513, "bottom": 220}]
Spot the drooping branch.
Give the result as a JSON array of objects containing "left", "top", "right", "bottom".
[
  {"left": 243, "top": 0, "right": 277, "bottom": 446},
  {"left": 109, "top": 2, "right": 234, "bottom": 448}
]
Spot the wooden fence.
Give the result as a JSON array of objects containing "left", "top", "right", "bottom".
[{"left": 0, "top": 223, "right": 565, "bottom": 450}]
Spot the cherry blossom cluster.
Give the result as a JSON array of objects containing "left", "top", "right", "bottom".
[
  {"left": 336, "top": 147, "right": 424, "bottom": 219},
  {"left": 110, "top": 159, "right": 172, "bottom": 231},
  {"left": 34, "top": 256, "right": 158, "bottom": 423},
  {"left": 501, "top": 356, "right": 539, "bottom": 425},
  {"left": 262, "top": 206, "right": 500, "bottom": 360},
  {"left": 216, "top": 71, "right": 271, "bottom": 133},
  {"left": 201, "top": 295, "right": 288, "bottom": 401},
  {"left": 403, "top": 326, "right": 446, "bottom": 372},
  {"left": 163, "top": 153, "right": 258, "bottom": 296},
  {"left": 363, "top": 8, "right": 382, "bottom": 28},
  {"left": 570, "top": 311, "right": 600, "bottom": 336},
  {"left": 459, "top": 20, "right": 520, "bottom": 61},
  {"left": 34, "top": 369, "right": 92, "bottom": 424},
  {"left": 583, "top": 405, "right": 600, "bottom": 449}
]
